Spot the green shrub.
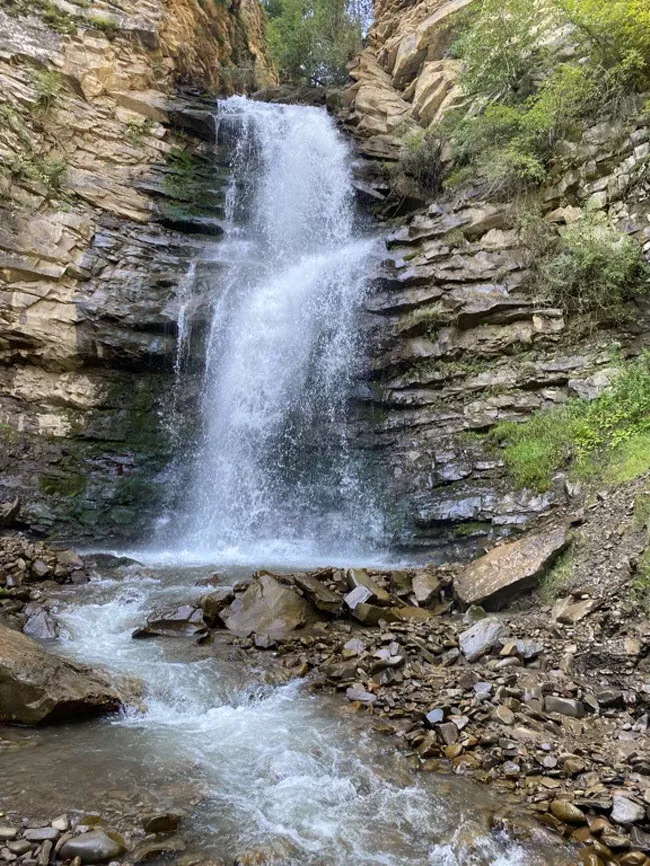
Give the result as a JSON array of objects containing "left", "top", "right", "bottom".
[
  {"left": 88, "top": 14, "right": 117, "bottom": 38},
  {"left": 396, "top": 130, "right": 444, "bottom": 194},
  {"left": 32, "top": 69, "right": 65, "bottom": 109},
  {"left": 490, "top": 353, "right": 650, "bottom": 491},
  {"left": 532, "top": 211, "right": 650, "bottom": 319}
]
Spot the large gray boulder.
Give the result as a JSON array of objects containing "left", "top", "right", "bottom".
[
  {"left": 220, "top": 574, "right": 318, "bottom": 638},
  {"left": 0, "top": 624, "right": 139, "bottom": 725},
  {"left": 454, "top": 527, "right": 569, "bottom": 607}
]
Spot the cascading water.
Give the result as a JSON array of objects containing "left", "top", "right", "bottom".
[{"left": 170, "top": 97, "right": 383, "bottom": 565}]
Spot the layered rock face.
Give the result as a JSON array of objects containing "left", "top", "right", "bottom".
[
  {"left": 343, "top": 0, "right": 650, "bottom": 555},
  {"left": 0, "top": 0, "right": 272, "bottom": 540}
]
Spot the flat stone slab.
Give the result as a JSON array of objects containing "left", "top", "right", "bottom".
[{"left": 454, "top": 527, "right": 570, "bottom": 607}]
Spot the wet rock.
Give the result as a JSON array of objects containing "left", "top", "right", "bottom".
[
  {"left": 0, "top": 498, "right": 20, "bottom": 527},
  {"left": 199, "top": 589, "right": 235, "bottom": 627},
  {"left": 544, "top": 696, "right": 585, "bottom": 719},
  {"left": 23, "top": 604, "right": 59, "bottom": 640},
  {"left": 132, "top": 838, "right": 185, "bottom": 862},
  {"left": 612, "top": 794, "right": 645, "bottom": 825},
  {"left": 7, "top": 841, "right": 30, "bottom": 856},
  {"left": 455, "top": 528, "right": 570, "bottom": 607},
  {"left": 290, "top": 573, "right": 342, "bottom": 614},
  {"left": 630, "top": 826, "right": 650, "bottom": 851},
  {"left": 437, "top": 722, "right": 460, "bottom": 745},
  {"left": 0, "top": 623, "right": 139, "bottom": 725},
  {"left": 346, "top": 569, "right": 391, "bottom": 606},
  {"left": 351, "top": 603, "right": 400, "bottom": 625},
  {"left": 458, "top": 617, "right": 507, "bottom": 662},
  {"left": 132, "top": 605, "right": 207, "bottom": 639},
  {"left": 0, "top": 831, "right": 17, "bottom": 843},
  {"left": 550, "top": 801, "right": 586, "bottom": 824},
  {"left": 142, "top": 813, "right": 180, "bottom": 834},
  {"left": 220, "top": 575, "right": 319, "bottom": 638},
  {"left": 59, "top": 831, "right": 126, "bottom": 864}
]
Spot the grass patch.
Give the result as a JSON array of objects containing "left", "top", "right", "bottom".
[
  {"left": 123, "top": 118, "right": 155, "bottom": 147},
  {"left": 490, "top": 352, "right": 650, "bottom": 491},
  {"left": 32, "top": 69, "right": 65, "bottom": 109},
  {"left": 539, "top": 550, "right": 575, "bottom": 603}
]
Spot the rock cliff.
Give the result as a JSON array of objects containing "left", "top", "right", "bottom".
[
  {"left": 0, "top": 0, "right": 272, "bottom": 540},
  {"left": 342, "top": 0, "right": 650, "bottom": 556}
]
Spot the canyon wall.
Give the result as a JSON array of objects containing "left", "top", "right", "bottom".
[
  {"left": 0, "top": 0, "right": 272, "bottom": 540},
  {"left": 343, "top": 0, "right": 650, "bottom": 557}
]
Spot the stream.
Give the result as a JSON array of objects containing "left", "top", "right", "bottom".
[{"left": 0, "top": 562, "right": 573, "bottom": 866}]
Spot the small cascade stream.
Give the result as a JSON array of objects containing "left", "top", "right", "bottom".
[{"left": 1, "top": 564, "right": 571, "bottom": 866}]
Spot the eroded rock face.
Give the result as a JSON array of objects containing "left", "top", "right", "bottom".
[
  {"left": 0, "top": 0, "right": 273, "bottom": 542},
  {"left": 0, "top": 623, "right": 140, "bottom": 724},
  {"left": 454, "top": 528, "right": 570, "bottom": 607},
  {"left": 220, "top": 574, "right": 319, "bottom": 638}
]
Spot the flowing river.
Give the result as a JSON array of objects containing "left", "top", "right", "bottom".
[{"left": 2, "top": 101, "right": 573, "bottom": 865}]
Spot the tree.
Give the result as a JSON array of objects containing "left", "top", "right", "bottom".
[{"left": 264, "top": 0, "right": 364, "bottom": 86}]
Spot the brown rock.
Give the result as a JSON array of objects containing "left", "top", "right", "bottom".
[
  {"left": 0, "top": 624, "right": 138, "bottom": 725},
  {"left": 550, "top": 801, "right": 587, "bottom": 825},
  {"left": 454, "top": 528, "right": 569, "bottom": 607},
  {"left": 220, "top": 575, "right": 318, "bottom": 638}
]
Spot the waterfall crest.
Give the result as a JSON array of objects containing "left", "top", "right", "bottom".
[{"left": 172, "top": 97, "right": 382, "bottom": 564}]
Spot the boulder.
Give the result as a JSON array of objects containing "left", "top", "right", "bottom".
[
  {"left": 199, "top": 588, "right": 235, "bottom": 627},
  {"left": 290, "top": 573, "right": 342, "bottom": 614},
  {"left": 458, "top": 617, "right": 507, "bottom": 662},
  {"left": 0, "top": 624, "right": 138, "bottom": 725},
  {"left": 220, "top": 575, "right": 318, "bottom": 638},
  {"left": 346, "top": 569, "right": 391, "bottom": 606},
  {"left": 454, "top": 528, "right": 570, "bottom": 607},
  {"left": 59, "top": 830, "right": 126, "bottom": 864},
  {"left": 551, "top": 596, "right": 600, "bottom": 624},
  {"left": 411, "top": 571, "right": 442, "bottom": 606},
  {"left": 22, "top": 604, "right": 59, "bottom": 640},
  {"left": 132, "top": 605, "right": 207, "bottom": 639}
]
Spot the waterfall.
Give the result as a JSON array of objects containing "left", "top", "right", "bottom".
[{"left": 171, "top": 97, "right": 383, "bottom": 564}]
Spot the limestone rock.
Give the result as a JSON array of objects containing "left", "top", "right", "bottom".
[
  {"left": 220, "top": 575, "right": 318, "bottom": 638},
  {"left": 455, "top": 528, "right": 570, "bottom": 607},
  {"left": 458, "top": 617, "right": 507, "bottom": 662},
  {"left": 0, "top": 624, "right": 138, "bottom": 725}
]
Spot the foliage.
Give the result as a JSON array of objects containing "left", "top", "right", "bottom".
[
  {"left": 88, "top": 14, "right": 117, "bottom": 38},
  {"left": 32, "top": 69, "right": 65, "bottom": 109},
  {"left": 3, "top": 0, "right": 77, "bottom": 33},
  {"left": 6, "top": 152, "right": 67, "bottom": 195},
  {"left": 490, "top": 353, "right": 650, "bottom": 491},
  {"left": 441, "top": 0, "right": 650, "bottom": 192},
  {"left": 123, "top": 118, "right": 155, "bottom": 146},
  {"left": 538, "top": 550, "right": 576, "bottom": 602},
  {"left": 396, "top": 129, "right": 443, "bottom": 194},
  {"left": 530, "top": 210, "right": 650, "bottom": 320},
  {"left": 264, "top": 0, "right": 363, "bottom": 86}
]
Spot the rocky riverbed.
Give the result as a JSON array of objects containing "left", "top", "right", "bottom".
[{"left": 3, "top": 479, "right": 650, "bottom": 866}]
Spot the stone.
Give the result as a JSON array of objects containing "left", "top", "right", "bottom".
[
  {"left": 59, "top": 831, "right": 126, "bottom": 864},
  {"left": 346, "top": 687, "right": 377, "bottom": 704},
  {"left": 550, "top": 801, "right": 587, "bottom": 824},
  {"left": 492, "top": 705, "right": 515, "bottom": 725},
  {"left": 142, "top": 813, "right": 180, "bottom": 833},
  {"left": 132, "top": 605, "right": 207, "bottom": 639},
  {"left": 630, "top": 826, "right": 650, "bottom": 852},
  {"left": 24, "top": 830, "right": 59, "bottom": 843},
  {"left": 199, "top": 589, "right": 235, "bottom": 627},
  {"left": 437, "top": 722, "right": 459, "bottom": 745},
  {"left": 411, "top": 571, "right": 441, "bottom": 606},
  {"left": 132, "top": 838, "right": 185, "bottom": 862},
  {"left": 290, "top": 574, "right": 342, "bottom": 614},
  {"left": 544, "top": 696, "right": 585, "bottom": 719},
  {"left": 458, "top": 617, "right": 507, "bottom": 662},
  {"left": 7, "top": 841, "right": 29, "bottom": 856},
  {"left": 346, "top": 569, "right": 391, "bottom": 606},
  {"left": 0, "top": 624, "right": 138, "bottom": 725},
  {"left": 455, "top": 528, "right": 570, "bottom": 606},
  {"left": 612, "top": 794, "right": 645, "bottom": 825},
  {"left": 0, "top": 832, "right": 17, "bottom": 843},
  {"left": 23, "top": 605, "right": 59, "bottom": 640},
  {"left": 552, "top": 597, "right": 600, "bottom": 624},
  {"left": 220, "top": 575, "right": 318, "bottom": 638},
  {"left": 344, "top": 585, "right": 373, "bottom": 611},
  {"left": 425, "top": 708, "right": 444, "bottom": 726},
  {"left": 351, "top": 603, "right": 400, "bottom": 626}
]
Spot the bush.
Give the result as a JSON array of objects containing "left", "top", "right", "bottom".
[
  {"left": 442, "top": 0, "right": 650, "bottom": 192},
  {"left": 396, "top": 130, "right": 443, "bottom": 194},
  {"left": 32, "top": 69, "right": 64, "bottom": 108},
  {"left": 532, "top": 211, "right": 650, "bottom": 320},
  {"left": 490, "top": 353, "right": 650, "bottom": 491}
]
